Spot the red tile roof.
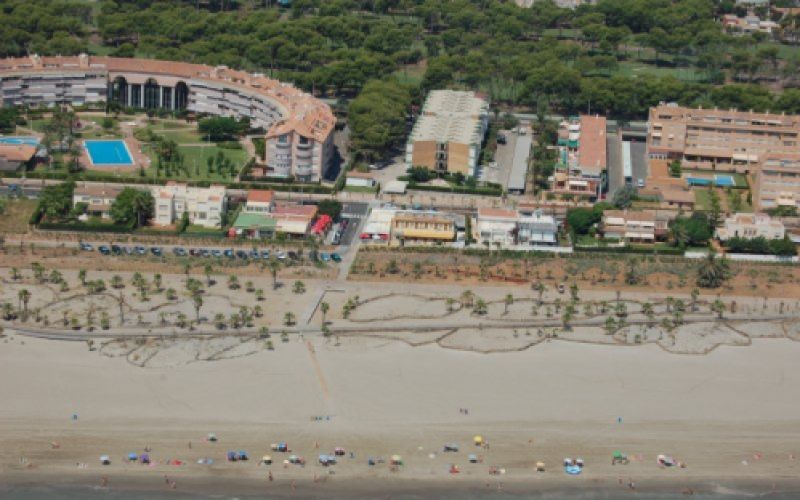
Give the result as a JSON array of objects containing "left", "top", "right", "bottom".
[{"left": 247, "top": 190, "right": 275, "bottom": 204}]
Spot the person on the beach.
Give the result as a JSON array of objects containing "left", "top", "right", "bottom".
[
  {"left": 268, "top": 471, "right": 273, "bottom": 482},
  {"left": 101, "top": 476, "right": 108, "bottom": 487}
]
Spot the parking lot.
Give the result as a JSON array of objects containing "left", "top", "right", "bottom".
[{"left": 73, "top": 241, "right": 343, "bottom": 264}]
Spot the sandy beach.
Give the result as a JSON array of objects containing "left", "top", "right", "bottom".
[{"left": 2, "top": 331, "right": 800, "bottom": 497}]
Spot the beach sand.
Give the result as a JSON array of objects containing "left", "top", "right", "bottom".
[{"left": 2, "top": 334, "right": 800, "bottom": 497}]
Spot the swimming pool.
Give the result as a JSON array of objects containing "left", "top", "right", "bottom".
[
  {"left": 84, "top": 140, "right": 134, "bottom": 166},
  {"left": 686, "top": 175, "right": 736, "bottom": 187},
  {"left": 713, "top": 174, "right": 735, "bottom": 187},
  {"left": 0, "top": 136, "right": 39, "bottom": 146}
]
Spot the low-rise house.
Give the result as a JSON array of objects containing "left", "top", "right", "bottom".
[
  {"left": 152, "top": 182, "right": 226, "bottom": 228},
  {"left": 391, "top": 211, "right": 456, "bottom": 244},
  {"left": 716, "top": 213, "right": 785, "bottom": 241},
  {"left": 271, "top": 204, "right": 318, "bottom": 236},
  {"left": 476, "top": 208, "right": 518, "bottom": 247},
  {"left": 72, "top": 184, "right": 124, "bottom": 219},
  {"left": 0, "top": 144, "right": 38, "bottom": 172},
  {"left": 345, "top": 171, "right": 377, "bottom": 188},
  {"left": 602, "top": 210, "right": 669, "bottom": 242},
  {"left": 360, "top": 207, "right": 395, "bottom": 242},
  {"left": 517, "top": 209, "right": 559, "bottom": 246},
  {"left": 243, "top": 189, "right": 274, "bottom": 214}
]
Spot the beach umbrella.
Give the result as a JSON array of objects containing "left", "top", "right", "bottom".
[
  {"left": 127, "top": 452, "right": 138, "bottom": 461},
  {"left": 262, "top": 455, "right": 272, "bottom": 464},
  {"left": 139, "top": 454, "right": 150, "bottom": 464},
  {"left": 536, "top": 461, "right": 545, "bottom": 472},
  {"left": 468, "top": 454, "right": 478, "bottom": 463},
  {"left": 390, "top": 455, "right": 403, "bottom": 465},
  {"left": 207, "top": 433, "right": 217, "bottom": 442},
  {"left": 473, "top": 435, "right": 483, "bottom": 445},
  {"left": 100, "top": 455, "right": 110, "bottom": 465}
]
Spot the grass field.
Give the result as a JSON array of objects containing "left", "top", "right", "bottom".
[
  {"left": 144, "top": 144, "right": 249, "bottom": 182},
  {"left": 0, "top": 198, "right": 37, "bottom": 234}
]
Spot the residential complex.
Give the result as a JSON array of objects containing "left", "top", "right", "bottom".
[
  {"left": 152, "top": 182, "right": 227, "bottom": 228},
  {"left": 391, "top": 211, "right": 457, "bottom": 243},
  {"left": 405, "top": 90, "right": 489, "bottom": 177},
  {"left": 716, "top": 213, "right": 785, "bottom": 241},
  {"left": 0, "top": 54, "right": 335, "bottom": 181},
  {"left": 646, "top": 103, "right": 800, "bottom": 209},
  {"left": 551, "top": 115, "right": 607, "bottom": 199},
  {"left": 0, "top": 144, "right": 38, "bottom": 172}
]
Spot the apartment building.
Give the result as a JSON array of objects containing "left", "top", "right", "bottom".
[
  {"left": 406, "top": 90, "right": 489, "bottom": 177},
  {"left": 0, "top": 55, "right": 336, "bottom": 183},
  {"left": 517, "top": 209, "right": 559, "bottom": 246},
  {"left": 72, "top": 184, "right": 124, "bottom": 219},
  {"left": 755, "top": 154, "right": 800, "bottom": 209},
  {"left": 601, "top": 210, "right": 670, "bottom": 242},
  {"left": 551, "top": 115, "right": 606, "bottom": 199},
  {"left": 646, "top": 103, "right": 800, "bottom": 172},
  {"left": 152, "top": 182, "right": 226, "bottom": 228},
  {"left": 647, "top": 102, "right": 800, "bottom": 209},
  {"left": 716, "top": 213, "right": 785, "bottom": 241}
]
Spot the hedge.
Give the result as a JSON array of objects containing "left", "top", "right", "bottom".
[
  {"left": 38, "top": 220, "right": 135, "bottom": 233},
  {"left": 574, "top": 245, "right": 684, "bottom": 256},
  {"left": 406, "top": 182, "right": 503, "bottom": 196},
  {"left": 6, "top": 170, "right": 333, "bottom": 193}
]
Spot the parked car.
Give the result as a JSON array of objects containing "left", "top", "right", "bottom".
[
  {"left": 111, "top": 245, "right": 122, "bottom": 255},
  {"left": 320, "top": 252, "right": 331, "bottom": 262},
  {"left": 248, "top": 249, "right": 260, "bottom": 260},
  {"left": 260, "top": 250, "right": 270, "bottom": 259},
  {"left": 235, "top": 250, "right": 248, "bottom": 260},
  {"left": 276, "top": 251, "right": 287, "bottom": 260},
  {"left": 331, "top": 231, "right": 342, "bottom": 245},
  {"left": 135, "top": 246, "right": 147, "bottom": 255},
  {"left": 496, "top": 133, "right": 507, "bottom": 144},
  {"left": 150, "top": 247, "right": 163, "bottom": 256},
  {"left": 79, "top": 242, "right": 93, "bottom": 251},
  {"left": 211, "top": 249, "right": 223, "bottom": 258},
  {"left": 98, "top": 245, "right": 111, "bottom": 255},
  {"left": 173, "top": 247, "right": 187, "bottom": 256},
  {"left": 223, "top": 249, "right": 235, "bottom": 258},
  {"left": 189, "top": 248, "right": 200, "bottom": 257},
  {"left": 124, "top": 246, "right": 134, "bottom": 255},
  {"left": 287, "top": 251, "right": 298, "bottom": 260},
  {"left": 331, "top": 253, "right": 342, "bottom": 262}
]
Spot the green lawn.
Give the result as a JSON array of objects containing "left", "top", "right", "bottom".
[
  {"left": 344, "top": 185, "right": 378, "bottom": 193},
  {"left": 144, "top": 144, "right": 250, "bottom": 182},
  {"left": 694, "top": 189, "right": 714, "bottom": 211}
]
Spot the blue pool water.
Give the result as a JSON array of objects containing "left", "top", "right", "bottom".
[
  {"left": 686, "top": 175, "right": 736, "bottom": 187},
  {"left": 713, "top": 174, "right": 735, "bottom": 186},
  {"left": 0, "top": 136, "right": 39, "bottom": 145},
  {"left": 84, "top": 140, "right": 134, "bottom": 166}
]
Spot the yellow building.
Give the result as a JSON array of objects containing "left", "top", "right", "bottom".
[{"left": 391, "top": 211, "right": 456, "bottom": 243}]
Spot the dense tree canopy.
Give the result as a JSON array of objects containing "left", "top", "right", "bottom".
[
  {"left": 348, "top": 79, "right": 413, "bottom": 161},
  {"left": 1, "top": 0, "right": 799, "bottom": 120},
  {"left": 110, "top": 188, "right": 155, "bottom": 227}
]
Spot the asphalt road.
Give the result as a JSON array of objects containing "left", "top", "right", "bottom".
[{"left": 606, "top": 132, "right": 623, "bottom": 198}]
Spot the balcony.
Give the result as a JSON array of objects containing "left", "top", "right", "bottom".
[
  {"left": 295, "top": 148, "right": 312, "bottom": 160},
  {"left": 295, "top": 163, "right": 313, "bottom": 177}
]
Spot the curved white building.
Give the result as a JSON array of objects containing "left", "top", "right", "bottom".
[{"left": 0, "top": 54, "right": 335, "bottom": 182}]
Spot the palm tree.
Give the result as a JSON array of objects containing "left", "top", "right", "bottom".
[
  {"left": 604, "top": 316, "right": 617, "bottom": 335},
  {"left": 214, "top": 313, "right": 226, "bottom": 329},
  {"left": 711, "top": 298, "right": 726, "bottom": 319},
  {"left": 320, "top": 301, "right": 330, "bottom": 325},
  {"left": 111, "top": 275, "right": 124, "bottom": 289},
  {"left": 18, "top": 289, "right": 30, "bottom": 318},
  {"left": 204, "top": 263, "right": 214, "bottom": 286},
  {"left": 254, "top": 304, "right": 263, "bottom": 317},
  {"left": 690, "top": 288, "right": 700, "bottom": 312},
  {"left": 49, "top": 270, "right": 63, "bottom": 284},
  {"left": 562, "top": 302, "right": 576, "bottom": 330},
  {"left": 696, "top": 253, "right": 729, "bottom": 289},
  {"left": 78, "top": 268, "right": 87, "bottom": 286},
  {"left": 642, "top": 302, "right": 655, "bottom": 325},
  {"left": 166, "top": 288, "right": 177, "bottom": 300},
  {"left": 569, "top": 283, "right": 579, "bottom": 302},
  {"left": 193, "top": 294, "right": 203, "bottom": 322},
  {"left": 10, "top": 267, "right": 20, "bottom": 281},
  {"left": 536, "top": 281, "right": 545, "bottom": 306},
  {"left": 284, "top": 311, "right": 296, "bottom": 326},
  {"left": 473, "top": 299, "right": 487, "bottom": 315},
  {"left": 445, "top": 298, "right": 456, "bottom": 312},
  {"left": 255, "top": 288, "right": 264, "bottom": 301},
  {"left": 293, "top": 280, "right": 306, "bottom": 294},
  {"left": 269, "top": 259, "right": 280, "bottom": 290},
  {"left": 228, "top": 275, "right": 239, "bottom": 290},
  {"left": 460, "top": 290, "right": 475, "bottom": 308},
  {"left": 670, "top": 223, "right": 689, "bottom": 248},
  {"left": 32, "top": 263, "right": 45, "bottom": 283},
  {"left": 117, "top": 292, "right": 125, "bottom": 325},
  {"left": 246, "top": 280, "right": 255, "bottom": 293},
  {"left": 504, "top": 294, "right": 514, "bottom": 315},
  {"left": 153, "top": 273, "right": 162, "bottom": 292}
]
